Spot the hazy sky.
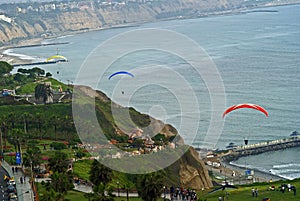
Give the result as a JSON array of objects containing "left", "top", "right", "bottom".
[{"left": 0, "top": 0, "right": 62, "bottom": 4}]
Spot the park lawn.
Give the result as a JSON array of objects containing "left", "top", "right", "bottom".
[
  {"left": 72, "top": 159, "right": 93, "bottom": 180},
  {"left": 39, "top": 178, "right": 298, "bottom": 201},
  {"left": 65, "top": 190, "right": 87, "bottom": 201},
  {"left": 37, "top": 183, "right": 86, "bottom": 201},
  {"left": 16, "top": 77, "right": 69, "bottom": 95},
  {"left": 201, "top": 179, "right": 300, "bottom": 201}
]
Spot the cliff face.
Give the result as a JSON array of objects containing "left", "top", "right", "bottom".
[
  {"left": 74, "top": 85, "right": 212, "bottom": 189},
  {"left": 0, "top": 0, "right": 281, "bottom": 44}
]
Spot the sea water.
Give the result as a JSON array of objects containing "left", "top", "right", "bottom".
[{"left": 8, "top": 4, "right": 300, "bottom": 179}]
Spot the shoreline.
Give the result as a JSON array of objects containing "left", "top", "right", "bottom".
[
  {"left": 1, "top": 1, "right": 299, "bottom": 185},
  {"left": 221, "top": 158, "right": 286, "bottom": 182},
  {"left": 199, "top": 149, "right": 288, "bottom": 185},
  {"left": 0, "top": 23, "right": 142, "bottom": 66},
  {"left": 1, "top": 1, "right": 300, "bottom": 66}
]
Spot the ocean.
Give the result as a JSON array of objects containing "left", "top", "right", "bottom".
[{"left": 7, "top": 4, "right": 300, "bottom": 179}]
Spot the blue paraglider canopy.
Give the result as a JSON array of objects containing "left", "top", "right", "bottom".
[{"left": 108, "top": 71, "right": 134, "bottom": 80}]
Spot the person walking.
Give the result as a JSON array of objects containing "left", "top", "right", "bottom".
[
  {"left": 252, "top": 188, "right": 255, "bottom": 197},
  {"left": 255, "top": 188, "right": 258, "bottom": 197}
]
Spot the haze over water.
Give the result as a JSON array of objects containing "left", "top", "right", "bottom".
[{"left": 9, "top": 4, "right": 300, "bottom": 179}]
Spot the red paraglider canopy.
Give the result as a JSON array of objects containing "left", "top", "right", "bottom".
[{"left": 222, "top": 103, "right": 268, "bottom": 118}]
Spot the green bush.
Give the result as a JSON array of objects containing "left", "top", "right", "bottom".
[{"left": 50, "top": 142, "right": 67, "bottom": 150}]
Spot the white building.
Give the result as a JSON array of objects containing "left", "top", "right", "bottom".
[{"left": 0, "top": 14, "right": 13, "bottom": 24}]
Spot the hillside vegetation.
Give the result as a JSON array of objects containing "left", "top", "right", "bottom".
[{"left": 0, "top": 72, "right": 213, "bottom": 189}]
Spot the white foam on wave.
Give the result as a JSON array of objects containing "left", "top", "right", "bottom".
[
  {"left": 273, "top": 163, "right": 300, "bottom": 169},
  {"left": 269, "top": 163, "right": 300, "bottom": 180},
  {"left": 270, "top": 168, "right": 299, "bottom": 174},
  {"left": 269, "top": 172, "right": 300, "bottom": 180},
  {"left": 3, "top": 49, "right": 39, "bottom": 61}
]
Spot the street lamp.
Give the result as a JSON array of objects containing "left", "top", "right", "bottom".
[
  {"left": 117, "top": 181, "right": 120, "bottom": 197},
  {"left": 224, "top": 165, "right": 227, "bottom": 183}
]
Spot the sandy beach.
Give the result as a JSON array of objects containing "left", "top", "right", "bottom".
[
  {"left": 199, "top": 149, "right": 286, "bottom": 186},
  {"left": 0, "top": 38, "right": 43, "bottom": 66}
]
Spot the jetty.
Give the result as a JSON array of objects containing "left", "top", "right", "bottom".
[
  {"left": 13, "top": 42, "right": 69, "bottom": 49},
  {"left": 12, "top": 60, "right": 68, "bottom": 67},
  {"left": 221, "top": 135, "right": 300, "bottom": 162}
]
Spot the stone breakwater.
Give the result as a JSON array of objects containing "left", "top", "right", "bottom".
[{"left": 222, "top": 136, "right": 300, "bottom": 162}]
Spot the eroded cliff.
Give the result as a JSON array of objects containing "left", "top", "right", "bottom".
[{"left": 0, "top": 0, "right": 290, "bottom": 44}]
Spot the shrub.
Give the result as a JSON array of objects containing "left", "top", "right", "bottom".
[{"left": 50, "top": 142, "right": 67, "bottom": 150}]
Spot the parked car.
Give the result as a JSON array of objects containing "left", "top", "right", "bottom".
[
  {"left": 7, "top": 185, "right": 16, "bottom": 194},
  {"left": 7, "top": 179, "right": 16, "bottom": 186},
  {"left": 9, "top": 192, "right": 18, "bottom": 201}
]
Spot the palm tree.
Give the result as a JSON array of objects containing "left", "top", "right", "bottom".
[
  {"left": 136, "top": 171, "right": 166, "bottom": 201},
  {"left": 50, "top": 171, "right": 74, "bottom": 194},
  {"left": 9, "top": 128, "right": 24, "bottom": 153},
  {"left": 84, "top": 192, "right": 94, "bottom": 201},
  {"left": 7, "top": 112, "right": 17, "bottom": 129},
  {"left": 35, "top": 113, "right": 44, "bottom": 138},
  {"left": 22, "top": 146, "right": 42, "bottom": 170},
  {"left": 89, "top": 159, "right": 113, "bottom": 186},
  {"left": 62, "top": 115, "right": 73, "bottom": 143},
  {"left": 40, "top": 188, "right": 67, "bottom": 201},
  {"left": 48, "top": 151, "right": 70, "bottom": 173},
  {"left": 50, "top": 115, "right": 60, "bottom": 140},
  {"left": 0, "top": 116, "right": 9, "bottom": 150},
  {"left": 91, "top": 183, "right": 115, "bottom": 201},
  {"left": 22, "top": 112, "right": 31, "bottom": 135}
]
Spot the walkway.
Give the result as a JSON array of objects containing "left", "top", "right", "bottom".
[
  {"left": 73, "top": 183, "right": 172, "bottom": 199},
  {"left": 2, "top": 161, "right": 34, "bottom": 201}
]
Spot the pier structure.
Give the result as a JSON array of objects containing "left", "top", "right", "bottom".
[{"left": 222, "top": 135, "right": 300, "bottom": 162}]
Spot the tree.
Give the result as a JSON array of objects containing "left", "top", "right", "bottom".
[
  {"left": 40, "top": 188, "right": 68, "bottom": 201},
  {"left": 7, "top": 112, "right": 17, "bottom": 129},
  {"left": 91, "top": 183, "right": 115, "bottom": 201},
  {"left": 35, "top": 112, "right": 44, "bottom": 137},
  {"left": 8, "top": 128, "right": 24, "bottom": 153},
  {"left": 89, "top": 159, "right": 113, "bottom": 186},
  {"left": 50, "top": 115, "right": 60, "bottom": 140},
  {"left": 136, "top": 171, "right": 166, "bottom": 201},
  {"left": 0, "top": 116, "right": 9, "bottom": 150},
  {"left": 35, "top": 83, "right": 53, "bottom": 104},
  {"left": 48, "top": 151, "right": 70, "bottom": 173},
  {"left": 13, "top": 73, "right": 27, "bottom": 83},
  {"left": 61, "top": 115, "right": 75, "bottom": 143},
  {"left": 49, "top": 171, "right": 74, "bottom": 194},
  {"left": 46, "top": 72, "right": 52, "bottom": 77},
  {"left": 22, "top": 112, "right": 32, "bottom": 135},
  {"left": 22, "top": 146, "right": 41, "bottom": 170},
  {"left": 84, "top": 192, "right": 94, "bottom": 201},
  {"left": 17, "top": 68, "right": 30, "bottom": 74},
  {"left": 31, "top": 67, "right": 45, "bottom": 76},
  {"left": 0, "top": 61, "right": 13, "bottom": 76}
]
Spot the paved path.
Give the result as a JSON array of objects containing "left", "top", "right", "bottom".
[
  {"left": 2, "top": 161, "right": 34, "bottom": 201},
  {"left": 73, "top": 183, "right": 173, "bottom": 200}
]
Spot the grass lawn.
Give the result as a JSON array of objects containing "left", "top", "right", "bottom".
[
  {"left": 201, "top": 179, "right": 300, "bottom": 201},
  {"left": 65, "top": 190, "right": 87, "bottom": 201},
  {"left": 72, "top": 159, "right": 93, "bottom": 180},
  {"left": 36, "top": 178, "right": 300, "bottom": 201}
]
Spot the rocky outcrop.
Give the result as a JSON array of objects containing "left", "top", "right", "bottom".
[{"left": 179, "top": 147, "right": 213, "bottom": 189}]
